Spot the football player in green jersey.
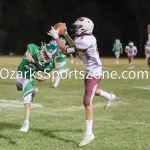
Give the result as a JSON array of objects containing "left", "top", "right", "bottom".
[
  {"left": 15, "top": 42, "right": 59, "bottom": 132},
  {"left": 112, "top": 39, "right": 123, "bottom": 64},
  {"left": 50, "top": 37, "right": 73, "bottom": 88},
  {"left": 145, "top": 41, "right": 150, "bottom": 67}
]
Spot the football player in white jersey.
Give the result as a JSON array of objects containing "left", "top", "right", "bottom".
[
  {"left": 48, "top": 17, "right": 116, "bottom": 147},
  {"left": 125, "top": 42, "right": 138, "bottom": 69},
  {"left": 145, "top": 41, "right": 150, "bottom": 68}
]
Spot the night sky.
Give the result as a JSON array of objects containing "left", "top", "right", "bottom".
[{"left": 0, "top": 0, "right": 150, "bottom": 56}]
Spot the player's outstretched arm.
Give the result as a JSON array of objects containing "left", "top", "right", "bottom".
[
  {"left": 63, "top": 26, "right": 75, "bottom": 47},
  {"left": 47, "top": 27, "right": 67, "bottom": 54},
  {"left": 64, "top": 34, "right": 75, "bottom": 47},
  {"left": 48, "top": 27, "right": 76, "bottom": 55}
]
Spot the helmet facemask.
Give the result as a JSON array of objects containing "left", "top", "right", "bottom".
[{"left": 38, "top": 43, "right": 52, "bottom": 66}]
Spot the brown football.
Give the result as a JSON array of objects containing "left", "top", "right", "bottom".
[{"left": 54, "top": 22, "right": 65, "bottom": 35}]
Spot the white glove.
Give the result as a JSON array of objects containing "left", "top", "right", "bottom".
[
  {"left": 47, "top": 27, "right": 59, "bottom": 39},
  {"left": 63, "top": 23, "right": 68, "bottom": 36}
]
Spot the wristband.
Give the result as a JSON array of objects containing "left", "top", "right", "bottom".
[{"left": 66, "top": 47, "right": 76, "bottom": 54}]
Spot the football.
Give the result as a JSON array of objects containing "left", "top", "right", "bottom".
[{"left": 54, "top": 22, "right": 65, "bottom": 36}]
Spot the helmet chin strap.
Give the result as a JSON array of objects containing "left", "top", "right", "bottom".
[
  {"left": 38, "top": 43, "right": 52, "bottom": 66},
  {"left": 38, "top": 49, "right": 48, "bottom": 66},
  {"left": 38, "top": 60, "right": 44, "bottom": 66}
]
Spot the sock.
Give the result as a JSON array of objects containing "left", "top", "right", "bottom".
[
  {"left": 24, "top": 120, "right": 29, "bottom": 125},
  {"left": 100, "top": 90, "right": 111, "bottom": 99},
  {"left": 53, "top": 77, "right": 60, "bottom": 87},
  {"left": 85, "top": 120, "right": 93, "bottom": 135},
  {"left": 129, "top": 62, "right": 133, "bottom": 67}
]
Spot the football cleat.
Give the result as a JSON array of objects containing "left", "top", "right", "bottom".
[
  {"left": 20, "top": 121, "right": 29, "bottom": 132},
  {"left": 52, "top": 85, "right": 57, "bottom": 88},
  {"left": 79, "top": 133, "right": 95, "bottom": 147},
  {"left": 129, "top": 64, "right": 134, "bottom": 69},
  {"left": 104, "top": 93, "right": 116, "bottom": 109}
]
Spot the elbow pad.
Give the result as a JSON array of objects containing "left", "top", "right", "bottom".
[{"left": 66, "top": 47, "right": 76, "bottom": 54}]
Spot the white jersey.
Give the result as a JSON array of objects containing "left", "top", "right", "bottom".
[
  {"left": 125, "top": 46, "right": 137, "bottom": 56},
  {"left": 74, "top": 35, "right": 102, "bottom": 77},
  {"left": 145, "top": 45, "right": 150, "bottom": 57}
]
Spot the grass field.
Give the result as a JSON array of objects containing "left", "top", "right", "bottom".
[{"left": 0, "top": 56, "right": 150, "bottom": 150}]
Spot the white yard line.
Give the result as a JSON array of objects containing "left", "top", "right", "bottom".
[
  {"left": 0, "top": 99, "right": 43, "bottom": 108},
  {"left": 1, "top": 99, "right": 150, "bottom": 126},
  {"left": 133, "top": 86, "right": 150, "bottom": 90},
  {"left": 1, "top": 106, "right": 150, "bottom": 126},
  {"left": 32, "top": 110, "right": 150, "bottom": 126}
]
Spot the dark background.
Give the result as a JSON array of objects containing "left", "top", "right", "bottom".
[{"left": 0, "top": 0, "right": 150, "bottom": 57}]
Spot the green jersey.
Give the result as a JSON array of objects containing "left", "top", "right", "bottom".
[
  {"left": 56, "top": 47, "right": 66, "bottom": 62},
  {"left": 17, "top": 43, "right": 57, "bottom": 79},
  {"left": 113, "top": 43, "right": 122, "bottom": 52},
  {"left": 50, "top": 37, "right": 69, "bottom": 62}
]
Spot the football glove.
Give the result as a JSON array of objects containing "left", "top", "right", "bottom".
[{"left": 47, "top": 27, "right": 59, "bottom": 39}]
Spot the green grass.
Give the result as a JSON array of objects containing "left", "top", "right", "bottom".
[{"left": 0, "top": 57, "right": 150, "bottom": 150}]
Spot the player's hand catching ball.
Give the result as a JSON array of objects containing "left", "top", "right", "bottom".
[
  {"left": 63, "top": 23, "right": 68, "bottom": 36},
  {"left": 47, "top": 27, "right": 59, "bottom": 39}
]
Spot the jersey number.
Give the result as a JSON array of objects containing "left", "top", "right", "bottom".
[
  {"left": 83, "top": 51, "right": 90, "bottom": 60},
  {"left": 24, "top": 64, "right": 37, "bottom": 71}
]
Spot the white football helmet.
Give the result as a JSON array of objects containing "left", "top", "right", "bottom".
[
  {"left": 129, "top": 42, "right": 134, "bottom": 46},
  {"left": 115, "top": 39, "right": 120, "bottom": 44},
  {"left": 73, "top": 17, "right": 94, "bottom": 35}
]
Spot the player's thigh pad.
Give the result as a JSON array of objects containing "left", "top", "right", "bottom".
[
  {"left": 15, "top": 76, "right": 24, "bottom": 91},
  {"left": 23, "top": 79, "right": 34, "bottom": 104},
  {"left": 83, "top": 77, "right": 101, "bottom": 106}
]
